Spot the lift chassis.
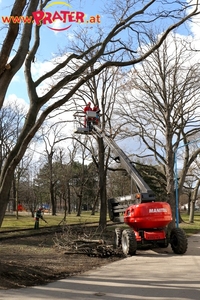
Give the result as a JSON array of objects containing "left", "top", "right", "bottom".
[{"left": 74, "top": 112, "right": 188, "bottom": 255}]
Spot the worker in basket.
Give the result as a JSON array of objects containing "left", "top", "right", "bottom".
[
  {"left": 83, "top": 102, "right": 92, "bottom": 127},
  {"left": 92, "top": 105, "right": 100, "bottom": 125}
]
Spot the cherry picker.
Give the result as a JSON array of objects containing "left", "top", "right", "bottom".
[{"left": 74, "top": 110, "right": 188, "bottom": 255}]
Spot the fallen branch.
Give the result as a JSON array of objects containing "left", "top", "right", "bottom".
[
  {"left": 73, "top": 239, "right": 105, "bottom": 244},
  {"left": 64, "top": 244, "right": 123, "bottom": 258}
]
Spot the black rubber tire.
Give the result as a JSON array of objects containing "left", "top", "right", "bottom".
[
  {"left": 121, "top": 229, "right": 137, "bottom": 256},
  {"left": 170, "top": 228, "right": 188, "bottom": 254},
  {"left": 113, "top": 228, "right": 122, "bottom": 248}
]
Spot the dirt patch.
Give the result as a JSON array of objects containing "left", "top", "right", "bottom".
[{"left": 0, "top": 226, "right": 123, "bottom": 290}]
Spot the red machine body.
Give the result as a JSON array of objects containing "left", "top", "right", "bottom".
[
  {"left": 124, "top": 202, "right": 172, "bottom": 242},
  {"left": 124, "top": 201, "right": 172, "bottom": 230}
]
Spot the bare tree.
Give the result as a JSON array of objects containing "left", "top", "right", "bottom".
[
  {"left": 0, "top": 101, "right": 25, "bottom": 171},
  {"left": 0, "top": 102, "right": 26, "bottom": 211},
  {"left": 41, "top": 123, "right": 71, "bottom": 215},
  {"left": 73, "top": 66, "right": 125, "bottom": 227},
  {"left": 180, "top": 150, "right": 200, "bottom": 222},
  {"left": 13, "top": 152, "right": 34, "bottom": 217},
  {"left": 117, "top": 36, "right": 200, "bottom": 228},
  {"left": 56, "top": 148, "right": 71, "bottom": 221},
  {"left": 0, "top": 0, "right": 199, "bottom": 226},
  {"left": 17, "top": 165, "right": 38, "bottom": 218}
]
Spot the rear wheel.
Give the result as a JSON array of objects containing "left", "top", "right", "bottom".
[
  {"left": 121, "top": 229, "right": 137, "bottom": 256},
  {"left": 170, "top": 228, "right": 188, "bottom": 254},
  {"left": 113, "top": 228, "right": 122, "bottom": 248}
]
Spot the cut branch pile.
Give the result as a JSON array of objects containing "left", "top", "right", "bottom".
[{"left": 53, "top": 226, "right": 123, "bottom": 258}]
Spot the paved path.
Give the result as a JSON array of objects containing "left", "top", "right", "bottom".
[{"left": 1, "top": 233, "right": 200, "bottom": 300}]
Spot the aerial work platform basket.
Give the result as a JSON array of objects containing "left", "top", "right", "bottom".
[{"left": 73, "top": 111, "right": 98, "bottom": 134}]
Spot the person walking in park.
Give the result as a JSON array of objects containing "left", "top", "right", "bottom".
[{"left": 34, "top": 207, "right": 47, "bottom": 229}]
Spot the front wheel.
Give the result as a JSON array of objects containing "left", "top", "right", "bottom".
[
  {"left": 121, "top": 229, "right": 137, "bottom": 256},
  {"left": 170, "top": 228, "right": 188, "bottom": 254}
]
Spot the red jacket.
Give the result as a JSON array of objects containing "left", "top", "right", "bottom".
[{"left": 84, "top": 105, "right": 92, "bottom": 113}]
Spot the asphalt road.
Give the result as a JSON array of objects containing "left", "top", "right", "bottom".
[{"left": 1, "top": 233, "right": 200, "bottom": 300}]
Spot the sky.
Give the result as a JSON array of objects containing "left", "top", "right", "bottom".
[
  {"left": 1, "top": 0, "right": 200, "bottom": 165},
  {"left": 1, "top": 0, "right": 199, "bottom": 103}
]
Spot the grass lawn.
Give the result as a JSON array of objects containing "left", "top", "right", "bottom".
[
  {"left": 1, "top": 211, "right": 100, "bottom": 231},
  {"left": 1, "top": 211, "right": 200, "bottom": 237},
  {"left": 179, "top": 211, "right": 200, "bottom": 236}
]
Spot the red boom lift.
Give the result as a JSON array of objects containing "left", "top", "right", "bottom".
[{"left": 74, "top": 111, "right": 188, "bottom": 255}]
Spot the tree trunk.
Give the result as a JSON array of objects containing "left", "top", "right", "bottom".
[
  {"left": 67, "top": 182, "right": 71, "bottom": 214},
  {"left": 189, "top": 179, "right": 200, "bottom": 223},
  {"left": 187, "top": 193, "right": 191, "bottom": 216},
  {"left": 77, "top": 194, "right": 82, "bottom": 217},
  {"left": 165, "top": 130, "right": 176, "bottom": 231},
  {"left": 50, "top": 183, "right": 56, "bottom": 215},
  {"left": 98, "top": 137, "right": 107, "bottom": 229},
  {"left": 63, "top": 195, "right": 67, "bottom": 221},
  {"left": 189, "top": 201, "right": 195, "bottom": 223},
  {"left": 0, "top": 189, "right": 12, "bottom": 225},
  {"left": 12, "top": 174, "right": 16, "bottom": 211},
  {"left": 0, "top": 0, "right": 39, "bottom": 107},
  {"left": 91, "top": 189, "right": 100, "bottom": 215}
]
